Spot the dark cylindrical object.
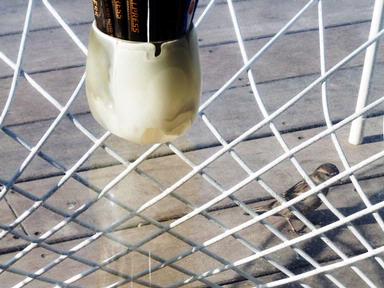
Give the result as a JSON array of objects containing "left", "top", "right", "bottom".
[
  {"left": 92, "top": 0, "right": 105, "bottom": 33},
  {"left": 126, "top": 0, "right": 148, "bottom": 41},
  {"left": 111, "top": 0, "right": 128, "bottom": 39},
  {"left": 102, "top": 0, "right": 114, "bottom": 36},
  {"left": 149, "top": 0, "right": 197, "bottom": 42},
  {"left": 92, "top": 0, "right": 114, "bottom": 35},
  {"left": 94, "top": 0, "right": 198, "bottom": 42},
  {"left": 125, "top": 0, "right": 198, "bottom": 42}
]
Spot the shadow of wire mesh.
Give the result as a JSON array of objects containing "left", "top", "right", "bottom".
[{"left": 0, "top": 0, "right": 384, "bottom": 287}]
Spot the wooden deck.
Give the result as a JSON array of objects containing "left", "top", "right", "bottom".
[{"left": 0, "top": 0, "right": 384, "bottom": 287}]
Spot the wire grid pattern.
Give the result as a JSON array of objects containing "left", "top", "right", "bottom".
[{"left": 0, "top": 0, "right": 384, "bottom": 287}]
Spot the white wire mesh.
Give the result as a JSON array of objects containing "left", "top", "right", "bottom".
[{"left": 0, "top": 0, "right": 384, "bottom": 287}]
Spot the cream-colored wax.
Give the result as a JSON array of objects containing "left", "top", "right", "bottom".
[{"left": 86, "top": 22, "right": 201, "bottom": 144}]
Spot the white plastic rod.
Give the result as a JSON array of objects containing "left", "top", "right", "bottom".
[{"left": 349, "top": 0, "right": 384, "bottom": 145}]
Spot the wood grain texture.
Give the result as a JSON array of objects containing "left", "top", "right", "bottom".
[
  {"left": 6, "top": 116, "right": 384, "bottom": 242},
  {"left": 0, "top": 18, "right": 382, "bottom": 129},
  {"left": 3, "top": 173, "right": 384, "bottom": 286},
  {"left": 0, "top": 200, "right": 29, "bottom": 253},
  {"left": 0, "top": 0, "right": 215, "bottom": 37},
  {"left": 0, "top": 0, "right": 374, "bottom": 44},
  {"left": 0, "top": 0, "right": 378, "bottom": 81},
  {"left": 1, "top": 62, "right": 383, "bottom": 182},
  {"left": 223, "top": 256, "right": 384, "bottom": 287},
  {"left": 0, "top": 0, "right": 383, "bottom": 286}
]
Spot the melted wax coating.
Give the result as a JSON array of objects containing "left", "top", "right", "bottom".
[{"left": 86, "top": 23, "right": 201, "bottom": 144}]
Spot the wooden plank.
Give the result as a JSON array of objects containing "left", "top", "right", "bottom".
[
  {"left": 0, "top": 2, "right": 381, "bottom": 137},
  {"left": 0, "top": 0, "right": 374, "bottom": 42},
  {"left": 0, "top": 239, "right": 124, "bottom": 287},
  {"left": 0, "top": 23, "right": 88, "bottom": 79},
  {"left": 1, "top": 62, "right": 383, "bottom": 182},
  {"left": 223, "top": 256, "right": 384, "bottom": 287},
  {"left": 0, "top": 19, "right": 382, "bottom": 128},
  {"left": 3, "top": 173, "right": 384, "bottom": 286},
  {"left": 199, "top": 20, "right": 380, "bottom": 95},
  {"left": 0, "top": 200, "right": 29, "bottom": 253},
  {"left": 0, "top": 66, "right": 87, "bottom": 126},
  {"left": 0, "top": 0, "right": 94, "bottom": 36},
  {"left": 0, "top": 1, "right": 378, "bottom": 84},
  {"left": 1, "top": 1, "right": 383, "bottom": 286},
  {"left": 0, "top": 0, "right": 215, "bottom": 37},
  {"left": 196, "top": 0, "right": 375, "bottom": 47},
  {"left": 7, "top": 116, "right": 384, "bottom": 242}
]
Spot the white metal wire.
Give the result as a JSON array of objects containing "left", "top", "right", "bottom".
[
  {"left": 0, "top": 0, "right": 384, "bottom": 287},
  {"left": 349, "top": 0, "right": 384, "bottom": 145}
]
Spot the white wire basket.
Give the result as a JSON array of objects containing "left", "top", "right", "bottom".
[{"left": 0, "top": 0, "right": 384, "bottom": 287}]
